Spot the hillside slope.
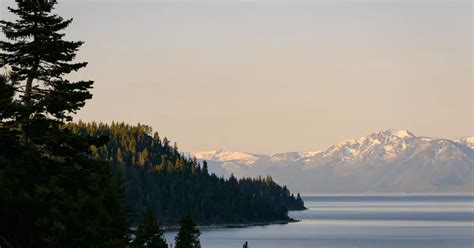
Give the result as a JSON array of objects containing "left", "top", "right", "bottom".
[{"left": 71, "top": 122, "right": 305, "bottom": 225}]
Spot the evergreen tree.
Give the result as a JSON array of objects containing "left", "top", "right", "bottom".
[
  {"left": 296, "top": 193, "right": 304, "bottom": 206},
  {"left": 174, "top": 216, "right": 201, "bottom": 248},
  {"left": 0, "top": 1, "right": 128, "bottom": 247},
  {"left": 0, "top": 73, "right": 18, "bottom": 149},
  {"left": 243, "top": 241, "right": 249, "bottom": 248},
  {"left": 202, "top": 160, "right": 209, "bottom": 175},
  {"left": 132, "top": 210, "right": 167, "bottom": 248},
  {"left": 0, "top": 0, "right": 93, "bottom": 129}
]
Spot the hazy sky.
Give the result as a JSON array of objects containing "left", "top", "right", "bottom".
[{"left": 1, "top": 0, "right": 472, "bottom": 154}]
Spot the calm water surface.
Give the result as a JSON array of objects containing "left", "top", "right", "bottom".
[{"left": 165, "top": 194, "right": 474, "bottom": 248}]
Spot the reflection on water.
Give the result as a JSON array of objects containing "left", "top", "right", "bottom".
[{"left": 165, "top": 194, "right": 474, "bottom": 248}]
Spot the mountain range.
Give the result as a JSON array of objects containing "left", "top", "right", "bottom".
[{"left": 191, "top": 129, "right": 474, "bottom": 193}]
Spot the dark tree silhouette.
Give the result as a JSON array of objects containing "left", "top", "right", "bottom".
[
  {"left": 0, "top": 1, "right": 128, "bottom": 247},
  {"left": 296, "top": 193, "right": 305, "bottom": 207},
  {"left": 132, "top": 209, "right": 167, "bottom": 248},
  {"left": 175, "top": 216, "right": 201, "bottom": 248}
]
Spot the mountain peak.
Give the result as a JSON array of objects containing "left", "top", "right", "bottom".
[
  {"left": 315, "top": 129, "right": 424, "bottom": 164},
  {"left": 378, "top": 129, "right": 415, "bottom": 138},
  {"left": 192, "top": 131, "right": 473, "bottom": 193}
]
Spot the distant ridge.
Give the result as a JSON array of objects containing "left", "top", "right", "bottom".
[{"left": 192, "top": 130, "right": 474, "bottom": 193}]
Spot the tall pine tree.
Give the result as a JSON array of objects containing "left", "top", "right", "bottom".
[
  {"left": 132, "top": 210, "right": 167, "bottom": 248},
  {"left": 175, "top": 216, "right": 201, "bottom": 248},
  {"left": 0, "top": 1, "right": 128, "bottom": 247}
]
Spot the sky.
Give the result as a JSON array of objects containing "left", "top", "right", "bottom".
[{"left": 1, "top": 0, "right": 472, "bottom": 154}]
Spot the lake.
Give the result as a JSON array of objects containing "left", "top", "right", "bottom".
[{"left": 164, "top": 194, "right": 474, "bottom": 248}]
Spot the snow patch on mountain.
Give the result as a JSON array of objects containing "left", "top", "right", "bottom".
[
  {"left": 192, "top": 150, "right": 262, "bottom": 165},
  {"left": 385, "top": 129, "right": 415, "bottom": 138},
  {"left": 455, "top": 136, "right": 474, "bottom": 149}
]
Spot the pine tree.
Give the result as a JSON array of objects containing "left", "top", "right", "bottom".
[
  {"left": 132, "top": 210, "right": 167, "bottom": 248},
  {"left": 0, "top": 1, "right": 128, "bottom": 247},
  {"left": 117, "top": 147, "right": 124, "bottom": 164},
  {"left": 139, "top": 148, "right": 149, "bottom": 166},
  {"left": 174, "top": 216, "right": 201, "bottom": 248},
  {"left": 0, "top": 73, "right": 17, "bottom": 143},
  {"left": 296, "top": 193, "right": 304, "bottom": 206},
  {"left": 243, "top": 241, "right": 249, "bottom": 248},
  {"left": 202, "top": 160, "right": 209, "bottom": 175},
  {"left": 0, "top": 0, "right": 93, "bottom": 131}
]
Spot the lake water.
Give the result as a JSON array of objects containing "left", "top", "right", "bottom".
[{"left": 164, "top": 194, "right": 474, "bottom": 248}]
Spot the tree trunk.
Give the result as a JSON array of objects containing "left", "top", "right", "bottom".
[
  {"left": 21, "top": 9, "right": 40, "bottom": 144},
  {"left": 21, "top": 60, "right": 39, "bottom": 144}
]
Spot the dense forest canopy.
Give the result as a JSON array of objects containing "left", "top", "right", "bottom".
[{"left": 70, "top": 121, "right": 305, "bottom": 225}]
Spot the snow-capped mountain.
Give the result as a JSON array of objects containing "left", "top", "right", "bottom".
[
  {"left": 191, "top": 130, "right": 474, "bottom": 193},
  {"left": 455, "top": 136, "right": 474, "bottom": 149}
]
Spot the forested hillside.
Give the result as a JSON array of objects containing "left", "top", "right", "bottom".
[{"left": 70, "top": 122, "right": 305, "bottom": 225}]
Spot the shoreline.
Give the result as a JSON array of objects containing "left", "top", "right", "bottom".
[
  {"left": 162, "top": 219, "right": 300, "bottom": 231},
  {"left": 300, "top": 192, "right": 474, "bottom": 196}
]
